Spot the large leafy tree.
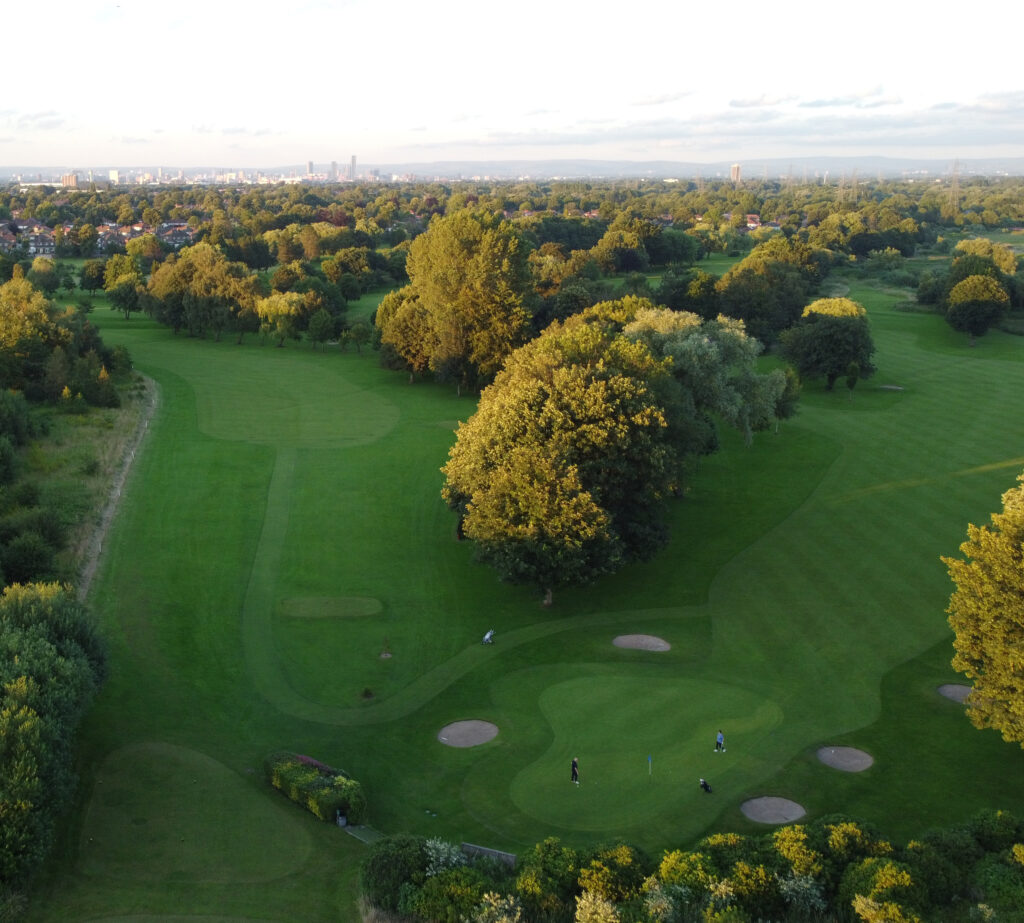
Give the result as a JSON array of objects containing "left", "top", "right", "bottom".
[
  {"left": 377, "top": 209, "right": 533, "bottom": 391},
  {"left": 442, "top": 298, "right": 788, "bottom": 602},
  {"left": 779, "top": 297, "right": 876, "bottom": 390},
  {"left": 943, "top": 472, "right": 1024, "bottom": 747},
  {"left": 145, "top": 243, "right": 262, "bottom": 339},
  {"left": 715, "top": 236, "right": 826, "bottom": 344},
  {"left": 946, "top": 274, "right": 1009, "bottom": 343},
  {"left": 103, "top": 253, "right": 145, "bottom": 320},
  {"left": 255, "top": 291, "right": 306, "bottom": 346}
]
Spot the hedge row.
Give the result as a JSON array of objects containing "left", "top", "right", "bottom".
[{"left": 264, "top": 751, "right": 366, "bottom": 824}]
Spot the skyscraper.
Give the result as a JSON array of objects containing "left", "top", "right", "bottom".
[
  {"left": 349, "top": 155, "right": 356, "bottom": 181},
  {"left": 730, "top": 163, "right": 742, "bottom": 183},
  {"left": 307, "top": 160, "right": 314, "bottom": 175}
]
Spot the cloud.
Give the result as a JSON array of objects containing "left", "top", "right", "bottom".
[
  {"left": 967, "top": 91, "right": 1024, "bottom": 113},
  {"left": 730, "top": 94, "right": 795, "bottom": 108},
  {"left": 119, "top": 136, "right": 150, "bottom": 145},
  {"left": 17, "top": 111, "right": 64, "bottom": 131},
  {"left": 0, "top": 136, "right": 14, "bottom": 144},
  {"left": 633, "top": 91, "right": 691, "bottom": 107},
  {"left": 798, "top": 86, "right": 897, "bottom": 110},
  {"left": 441, "top": 97, "right": 1024, "bottom": 156}
]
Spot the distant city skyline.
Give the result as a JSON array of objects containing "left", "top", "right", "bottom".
[{"left": 4, "top": 0, "right": 1023, "bottom": 169}]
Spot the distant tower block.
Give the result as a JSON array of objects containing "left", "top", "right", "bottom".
[
  {"left": 331, "top": 160, "right": 338, "bottom": 181},
  {"left": 307, "top": 160, "right": 314, "bottom": 175},
  {"left": 730, "top": 163, "right": 742, "bottom": 184},
  {"left": 350, "top": 155, "right": 356, "bottom": 181}
]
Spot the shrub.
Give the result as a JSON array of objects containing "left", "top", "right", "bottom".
[
  {"left": 411, "top": 865, "right": 490, "bottom": 923},
  {"left": 578, "top": 842, "right": 650, "bottom": 904},
  {"left": 777, "top": 872, "right": 827, "bottom": 917},
  {"left": 470, "top": 891, "right": 525, "bottom": 923},
  {"left": 966, "top": 810, "right": 1021, "bottom": 853},
  {"left": 0, "top": 391, "right": 35, "bottom": 445},
  {"left": 2, "top": 531, "right": 55, "bottom": 584},
  {"left": 264, "top": 751, "right": 366, "bottom": 824},
  {"left": 0, "top": 506, "right": 67, "bottom": 550},
  {"left": 425, "top": 837, "right": 467, "bottom": 877},
  {"left": 360, "top": 833, "right": 428, "bottom": 912},
  {"left": 839, "top": 857, "right": 925, "bottom": 918},
  {"left": 0, "top": 437, "right": 16, "bottom": 486},
  {"left": 968, "top": 851, "right": 1024, "bottom": 912}
]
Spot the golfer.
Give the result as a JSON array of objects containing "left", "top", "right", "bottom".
[
  {"left": 715, "top": 730, "right": 725, "bottom": 752},
  {"left": 571, "top": 757, "right": 579, "bottom": 784}
]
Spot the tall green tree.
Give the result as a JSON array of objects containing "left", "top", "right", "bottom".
[
  {"left": 945, "top": 274, "right": 1009, "bottom": 343},
  {"left": 103, "top": 253, "right": 144, "bottom": 320},
  {"left": 442, "top": 298, "right": 787, "bottom": 602},
  {"left": 943, "top": 472, "right": 1024, "bottom": 748},
  {"left": 256, "top": 291, "right": 305, "bottom": 345},
  {"left": 779, "top": 298, "right": 876, "bottom": 390},
  {"left": 378, "top": 210, "right": 533, "bottom": 391},
  {"left": 145, "top": 243, "right": 261, "bottom": 339}
]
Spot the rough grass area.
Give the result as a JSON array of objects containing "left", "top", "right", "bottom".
[{"left": 26, "top": 287, "right": 1024, "bottom": 922}]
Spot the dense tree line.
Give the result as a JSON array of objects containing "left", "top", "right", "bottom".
[
  {"left": 6, "top": 174, "right": 1024, "bottom": 271},
  {"left": 0, "top": 584, "right": 105, "bottom": 916},
  {"left": 361, "top": 809, "right": 1024, "bottom": 922},
  {"left": 0, "top": 270, "right": 126, "bottom": 407}
]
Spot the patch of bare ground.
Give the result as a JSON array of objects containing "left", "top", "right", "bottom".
[{"left": 67, "top": 374, "right": 158, "bottom": 600}]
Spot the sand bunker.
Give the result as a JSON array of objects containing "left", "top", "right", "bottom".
[
  {"left": 741, "top": 797, "right": 806, "bottom": 824},
  {"left": 938, "top": 683, "right": 971, "bottom": 703},
  {"left": 613, "top": 634, "right": 671, "bottom": 651},
  {"left": 817, "top": 746, "right": 874, "bottom": 772},
  {"left": 438, "top": 720, "right": 498, "bottom": 747}
]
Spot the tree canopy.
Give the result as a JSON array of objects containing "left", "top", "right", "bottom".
[
  {"left": 145, "top": 243, "right": 262, "bottom": 339},
  {"left": 943, "top": 471, "right": 1024, "bottom": 748},
  {"left": 441, "top": 297, "right": 788, "bottom": 601},
  {"left": 779, "top": 298, "right": 876, "bottom": 390},
  {"left": 377, "top": 210, "right": 533, "bottom": 390},
  {"left": 946, "top": 274, "right": 1010, "bottom": 342},
  {"left": 0, "top": 583, "right": 105, "bottom": 890}
]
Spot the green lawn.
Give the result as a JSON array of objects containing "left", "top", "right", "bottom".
[{"left": 28, "top": 286, "right": 1024, "bottom": 921}]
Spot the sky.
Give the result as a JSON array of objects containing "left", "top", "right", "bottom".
[{"left": 4, "top": 0, "right": 1023, "bottom": 168}]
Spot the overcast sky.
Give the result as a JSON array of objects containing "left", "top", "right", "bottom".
[{"left": 4, "top": 0, "right": 1022, "bottom": 168}]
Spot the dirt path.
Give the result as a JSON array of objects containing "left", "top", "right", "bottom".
[{"left": 76, "top": 375, "right": 159, "bottom": 601}]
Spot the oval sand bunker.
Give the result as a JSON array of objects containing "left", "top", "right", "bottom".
[
  {"left": 613, "top": 634, "right": 671, "bottom": 651},
  {"left": 741, "top": 797, "right": 806, "bottom": 824},
  {"left": 938, "top": 683, "right": 971, "bottom": 703},
  {"left": 817, "top": 746, "right": 874, "bottom": 772},
  {"left": 438, "top": 720, "right": 498, "bottom": 748}
]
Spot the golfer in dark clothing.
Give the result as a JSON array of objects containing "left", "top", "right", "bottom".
[{"left": 571, "top": 757, "right": 579, "bottom": 784}]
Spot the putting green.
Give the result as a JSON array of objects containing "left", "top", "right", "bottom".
[
  {"left": 78, "top": 742, "right": 313, "bottom": 883},
  {"left": 509, "top": 676, "right": 782, "bottom": 831}
]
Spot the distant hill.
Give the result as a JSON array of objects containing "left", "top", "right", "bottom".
[
  {"left": 366, "top": 156, "right": 1024, "bottom": 180},
  {"left": 4, "top": 156, "right": 1024, "bottom": 182}
]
